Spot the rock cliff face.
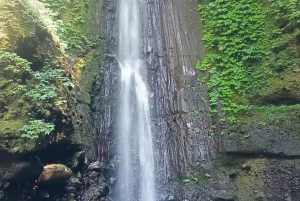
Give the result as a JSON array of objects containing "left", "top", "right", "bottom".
[
  {"left": 1, "top": 0, "right": 300, "bottom": 200},
  {"left": 97, "top": 0, "right": 300, "bottom": 201},
  {"left": 140, "top": 0, "right": 217, "bottom": 199},
  {"left": 96, "top": 0, "right": 220, "bottom": 199}
]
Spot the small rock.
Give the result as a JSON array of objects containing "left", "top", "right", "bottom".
[
  {"left": 71, "top": 151, "right": 85, "bottom": 171},
  {"left": 99, "top": 183, "right": 109, "bottom": 197},
  {"left": 76, "top": 171, "right": 81, "bottom": 178},
  {"left": 3, "top": 182, "right": 9, "bottom": 189},
  {"left": 88, "top": 161, "right": 103, "bottom": 172},
  {"left": 167, "top": 194, "right": 175, "bottom": 201},
  {"left": 283, "top": 193, "right": 289, "bottom": 198},
  {"left": 241, "top": 162, "right": 251, "bottom": 170},
  {"left": 84, "top": 158, "right": 89, "bottom": 165},
  {"left": 0, "top": 190, "right": 4, "bottom": 200},
  {"left": 39, "top": 191, "right": 50, "bottom": 198},
  {"left": 293, "top": 68, "right": 300, "bottom": 73},
  {"left": 109, "top": 177, "right": 115, "bottom": 184},
  {"left": 66, "top": 186, "right": 76, "bottom": 192},
  {"left": 70, "top": 176, "right": 82, "bottom": 189}
]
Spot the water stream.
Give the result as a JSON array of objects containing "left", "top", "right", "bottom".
[{"left": 116, "top": 0, "right": 156, "bottom": 200}]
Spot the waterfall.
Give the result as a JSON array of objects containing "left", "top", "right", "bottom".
[{"left": 116, "top": 0, "right": 156, "bottom": 200}]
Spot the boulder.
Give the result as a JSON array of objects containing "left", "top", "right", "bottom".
[
  {"left": 1, "top": 159, "right": 43, "bottom": 181},
  {"left": 38, "top": 164, "right": 72, "bottom": 185},
  {"left": 87, "top": 161, "right": 103, "bottom": 172}
]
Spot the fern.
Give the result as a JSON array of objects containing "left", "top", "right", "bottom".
[{"left": 20, "top": 120, "right": 55, "bottom": 139}]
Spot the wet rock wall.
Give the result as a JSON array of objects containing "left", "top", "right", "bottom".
[
  {"left": 139, "top": 0, "right": 219, "bottom": 200},
  {"left": 94, "top": 0, "right": 300, "bottom": 201},
  {"left": 96, "top": 0, "right": 221, "bottom": 200}
]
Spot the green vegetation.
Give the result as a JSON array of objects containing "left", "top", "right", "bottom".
[
  {"left": 0, "top": 51, "right": 73, "bottom": 139},
  {"left": 20, "top": 120, "right": 55, "bottom": 139},
  {"left": 197, "top": 0, "right": 267, "bottom": 122},
  {"left": 197, "top": 0, "right": 300, "bottom": 123},
  {"left": 1, "top": 52, "right": 31, "bottom": 76},
  {"left": 183, "top": 177, "right": 199, "bottom": 184},
  {"left": 26, "top": 65, "right": 74, "bottom": 104},
  {"left": 42, "top": 0, "right": 103, "bottom": 104},
  {"left": 0, "top": 0, "right": 101, "bottom": 151},
  {"left": 43, "top": 0, "right": 98, "bottom": 53}
]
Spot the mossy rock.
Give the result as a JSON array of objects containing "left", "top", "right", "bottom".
[
  {"left": 0, "top": 0, "right": 43, "bottom": 51},
  {"left": 254, "top": 71, "right": 300, "bottom": 105},
  {"left": 38, "top": 164, "right": 72, "bottom": 184}
]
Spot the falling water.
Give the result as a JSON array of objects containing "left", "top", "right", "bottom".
[{"left": 116, "top": 0, "right": 156, "bottom": 201}]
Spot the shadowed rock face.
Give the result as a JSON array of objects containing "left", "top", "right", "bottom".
[{"left": 0, "top": 156, "right": 43, "bottom": 181}]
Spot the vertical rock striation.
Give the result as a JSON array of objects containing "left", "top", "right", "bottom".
[
  {"left": 97, "top": 0, "right": 220, "bottom": 200},
  {"left": 139, "top": 0, "right": 218, "bottom": 200}
]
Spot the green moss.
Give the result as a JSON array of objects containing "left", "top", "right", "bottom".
[
  {"left": 49, "top": 164, "right": 69, "bottom": 172},
  {"left": 0, "top": 0, "right": 42, "bottom": 51},
  {"left": 79, "top": 53, "right": 103, "bottom": 104},
  {"left": 235, "top": 159, "right": 266, "bottom": 201},
  {"left": 0, "top": 119, "right": 24, "bottom": 136},
  {"left": 0, "top": 0, "right": 101, "bottom": 154},
  {"left": 0, "top": 119, "right": 38, "bottom": 153}
]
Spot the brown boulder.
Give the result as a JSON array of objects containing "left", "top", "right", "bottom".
[{"left": 38, "top": 164, "right": 71, "bottom": 185}]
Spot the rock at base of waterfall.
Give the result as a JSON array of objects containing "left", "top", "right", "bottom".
[
  {"left": 167, "top": 194, "right": 175, "bottom": 201},
  {"left": 39, "top": 191, "right": 50, "bottom": 198},
  {"left": 1, "top": 159, "right": 43, "bottom": 181},
  {"left": 38, "top": 164, "right": 72, "bottom": 184},
  {"left": 87, "top": 161, "right": 103, "bottom": 171},
  {"left": 81, "top": 183, "right": 109, "bottom": 200},
  {"left": 99, "top": 183, "right": 109, "bottom": 197},
  {"left": 69, "top": 175, "right": 82, "bottom": 189},
  {"left": 71, "top": 151, "right": 85, "bottom": 171}
]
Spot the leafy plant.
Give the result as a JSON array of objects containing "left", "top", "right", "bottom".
[
  {"left": 0, "top": 51, "right": 32, "bottom": 77},
  {"left": 183, "top": 179, "right": 191, "bottom": 184},
  {"left": 43, "top": 0, "right": 99, "bottom": 52},
  {"left": 259, "top": 121, "right": 266, "bottom": 126},
  {"left": 183, "top": 177, "right": 198, "bottom": 184},
  {"left": 20, "top": 120, "right": 55, "bottom": 139},
  {"left": 12, "top": 85, "right": 27, "bottom": 94},
  {"left": 243, "top": 134, "right": 251, "bottom": 139},
  {"left": 26, "top": 65, "right": 74, "bottom": 101},
  {"left": 205, "top": 173, "right": 211, "bottom": 178},
  {"left": 193, "top": 110, "right": 200, "bottom": 116},
  {"left": 220, "top": 131, "right": 226, "bottom": 136},
  {"left": 195, "top": 127, "right": 200, "bottom": 133},
  {"left": 197, "top": 0, "right": 267, "bottom": 122},
  {"left": 193, "top": 178, "right": 198, "bottom": 184}
]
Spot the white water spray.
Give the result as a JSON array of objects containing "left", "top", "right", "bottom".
[{"left": 117, "top": 0, "right": 156, "bottom": 201}]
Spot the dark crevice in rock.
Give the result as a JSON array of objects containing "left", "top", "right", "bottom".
[
  {"left": 14, "top": 37, "right": 44, "bottom": 71},
  {"left": 225, "top": 152, "right": 300, "bottom": 160},
  {"left": 33, "top": 143, "right": 81, "bottom": 165},
  {"left": 263, "top": 98, "right": 300, "bottom": 106},
  {"left": 214, "top": 198, "right": 235, "bottom": 201}
]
